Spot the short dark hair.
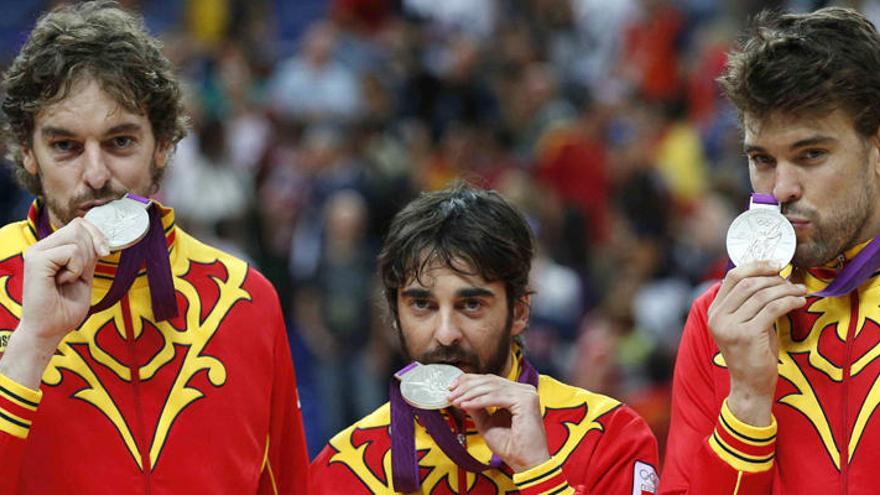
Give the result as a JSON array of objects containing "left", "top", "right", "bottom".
[
  {"left": 378, "top": 182, "right": 535, "bottom": 318},
  {"left": 718, "top": 7, "right": 880, "bottom": 137},
  {"left": 2, "top": 0, "right": 188, "bottom": 195}
]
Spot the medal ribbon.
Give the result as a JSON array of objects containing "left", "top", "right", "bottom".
[
  {"left": 389, "top": 357, "right": 539, "bottom": 492},
  {"left": 736, "top": 193, "right": 880, "bottom": 298},
  {"left": 810, "top": 239, "right": 880, "bottom": 297},
  {"left": 36, "top": 194, "right": 178, "bottom": 321}
]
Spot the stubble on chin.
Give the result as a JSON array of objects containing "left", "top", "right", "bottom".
[
  {"left": 792, "top": 240, "right": 835, "bottom": 268},
  {"left": 792, "top": 212, "right": 870, "bottom": 268}
]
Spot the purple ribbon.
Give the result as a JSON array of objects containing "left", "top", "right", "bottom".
[
  {"left": 751, "top": 193, "right": 777, "bottom": 205},
  {"left": 390, "top": 357, "right": 540, "bottom": 492},
  {"left": 389, "top": 381, "right": 419, "bottom": 492},
  {"left": 36, "top": 198, "right": 178, "bottom": 321},
  {"left": 810, "top": 237, "right": 880, "bottom": 297}
]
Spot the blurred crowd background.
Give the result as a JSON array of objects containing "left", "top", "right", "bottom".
[{"left": 0, "top": 0, "right": 872, "bottom": 461}]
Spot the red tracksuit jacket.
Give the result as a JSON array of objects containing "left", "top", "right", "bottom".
[
  {"left": 661, "top": 245, "right": 880, "bottom": 495},
  {"left": 310, "top": 352, "right": 659, "bottom": 494},
  {"left": 0, "top": 203, "right": 309, "bottom": 494}
]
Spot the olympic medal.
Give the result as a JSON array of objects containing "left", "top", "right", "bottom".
[
  {"left": 84, "top": 197, "right": 150, "bottom": 251},
  {"left": 399, "top": 363, "right": 464, "bottom": 410},
  {"left": 726, "top": 207, "right": 796, "bottom": 267}
]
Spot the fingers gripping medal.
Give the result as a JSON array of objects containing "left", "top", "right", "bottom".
[
  {"left": 398, "top": 362, "right": 464, "bottom": 410},
  {"left": 84, "top": 194, "right": 151, "bottom": 251},
  {"left": 726, "top": 193, "right": 796, "bottom": 267}
]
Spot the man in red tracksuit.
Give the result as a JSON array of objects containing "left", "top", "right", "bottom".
[
  {"left": 310, "top": 183, "right": 659, "bottom": 494},
  {"left": 661, "top": 7, "right": 880, "bottom": 495},
  {"left": 0, "top": 2, "right": 309, "bottom": 493}
]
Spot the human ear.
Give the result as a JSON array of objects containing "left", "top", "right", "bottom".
[
  {"left": 510, "top": 295, "right": 531, "bottom": 337},
  {"left": 22, "top": 146, "right": 38, "bottom": 175}
]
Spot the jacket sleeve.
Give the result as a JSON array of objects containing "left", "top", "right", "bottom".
[
  {"left": 659, "top": 285, "right": 776, "bottom": 495},
  {"left": 512, "top": 405, "right": 659, "bottom": 495},
  {"left": 0, "top": 371, "right": 42, "bottom": 494},
  {"left": 257, "top": 298, "right": 310, "bottom": 495},
  {"left": 512, "top": 456, "right": 578, "bottom": 495}
]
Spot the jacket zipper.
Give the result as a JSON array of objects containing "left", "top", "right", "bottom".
[
  {"left": 841, "top": 291, "right": 859, "bottom": 495},
  {"left": 452, "top": 415, "right": 468, "bottom": 494},
  {"left": 121, "top": 296, "right": 152, "bottom": 495}
]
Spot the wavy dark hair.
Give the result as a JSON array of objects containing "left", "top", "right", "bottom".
[
  {"left": 719, "top": 7, "right": 880, "bottom": 137},
  {"left": 378, "top": 181, "right": 535, "bottom": 320},
  {"left": 2, "top": 0, "right": 188, "bottom": 195}
]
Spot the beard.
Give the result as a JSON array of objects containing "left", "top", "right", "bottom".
[
  {"left": 398, "top": 310, "right": 514, "bottom": 376},
  {"left": 39, "top": 158, "right": 162, "bottom": 226},
  {"left": 784, "top": 162, "right": 874, "bottom": 268},
  {"left": 46, "top": 183, "right": 129, "bottom": 226}
]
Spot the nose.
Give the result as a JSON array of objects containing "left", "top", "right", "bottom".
[
  {"left": 433, "top": 309, "right": 463, "bottom": 347},
  {"left": 772, "top": 161, "right": 802, "bottom": 205},
  {"left": 82, "top": 141, "right": 111, "bottom": 190}
]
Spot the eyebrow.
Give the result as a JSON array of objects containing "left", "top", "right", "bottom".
[
  {"left": 39, "top": 122, "right": 144, "bottom": 139},
  {"left": 399, "top": 287, "right": 496, "bottom": 299},
  {"left": 744, "top": 135, "right": 837, "bottom": 154},
  {"left": 105, "top": 122, "right": 144, "bottom": 135},
  {"left": 39, "top": 126, "right": 76, "bottom": 139},
  {"left": 457, "top": 287, "right": 495, "bottom": 299},
  {"left": 401, "top": 288, "right": 432, "bottom": 299}
]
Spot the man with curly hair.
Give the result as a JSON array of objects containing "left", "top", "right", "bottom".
[{"left": 0, "top": 2, "right": 308, "bottom": 493}]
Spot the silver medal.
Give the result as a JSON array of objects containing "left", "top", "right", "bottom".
[
  {"left": 84, "top": 196, "right": 150, "bottom": 251},
  {"left": 726, "top": 204, "right": 796, "bottom": 267},
  {"left": 399, "top": 363, "right": 463, "bottom": 410}
]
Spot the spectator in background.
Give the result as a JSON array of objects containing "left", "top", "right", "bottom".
[
  {"left": 269, "top": 21, "right": 363, "bottom": 123},
  {"left": 163, "top": 118, "right": 251, "bottom": 253},
  {"left": 402, "top": 0, "right": 498, "bottom": 38},
  {"left": 399, "top": 34, "right": 499, "bottom": 143},
  {"left": 622, "top": 0, "right": 686, "bottom": 103},
  {"left": 294, "top": 189, "right": 383, "bottom": 442},
  {"left": 508, "top": 63, "right": 577, "bottom": 161},
  {"left": 0, "top": 161, "right": 30, "bottom": 226},
  {"left": 567, "top": 0, "right": 638, "bottom": 101}
]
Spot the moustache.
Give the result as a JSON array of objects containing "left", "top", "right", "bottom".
[
  {"left": 419, "top": 345, "right": 478, "bottom": 367},
  {"left": 72, "top": 186, "right": 127, "bottom": 209},
  {"left": 781, "top": 203, "right": 815, "bottom": 219}
]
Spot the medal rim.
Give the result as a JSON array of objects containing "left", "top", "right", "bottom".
[
  {"left": 83, "top": 198, "right": 150, "bottom": 251},
  {"left": 399, "top": 363, "right": 464, "bottom": 410},
  {"left": 726, "top": 208, "right": 796, "bottom": 267}
]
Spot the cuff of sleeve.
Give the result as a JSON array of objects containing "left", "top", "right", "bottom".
[
  {"left": 513, "top": 456, "right": 574, "bottom": 495},
  {"left": 707, "top": 399, "right": 777, "bottom": 473},
  {"left": 0, "top": 372, "right": 42, "bottom": 439}
]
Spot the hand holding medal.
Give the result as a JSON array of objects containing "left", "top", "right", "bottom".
[
  {"left": 391, "top": 358, "right": 547, "bottom": 492},
  {"left": 36, "top": 192, "right": 177, "bottom": 322},
  {"left": 713, "top": 193, "right": 807, "bottom": 427}
]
